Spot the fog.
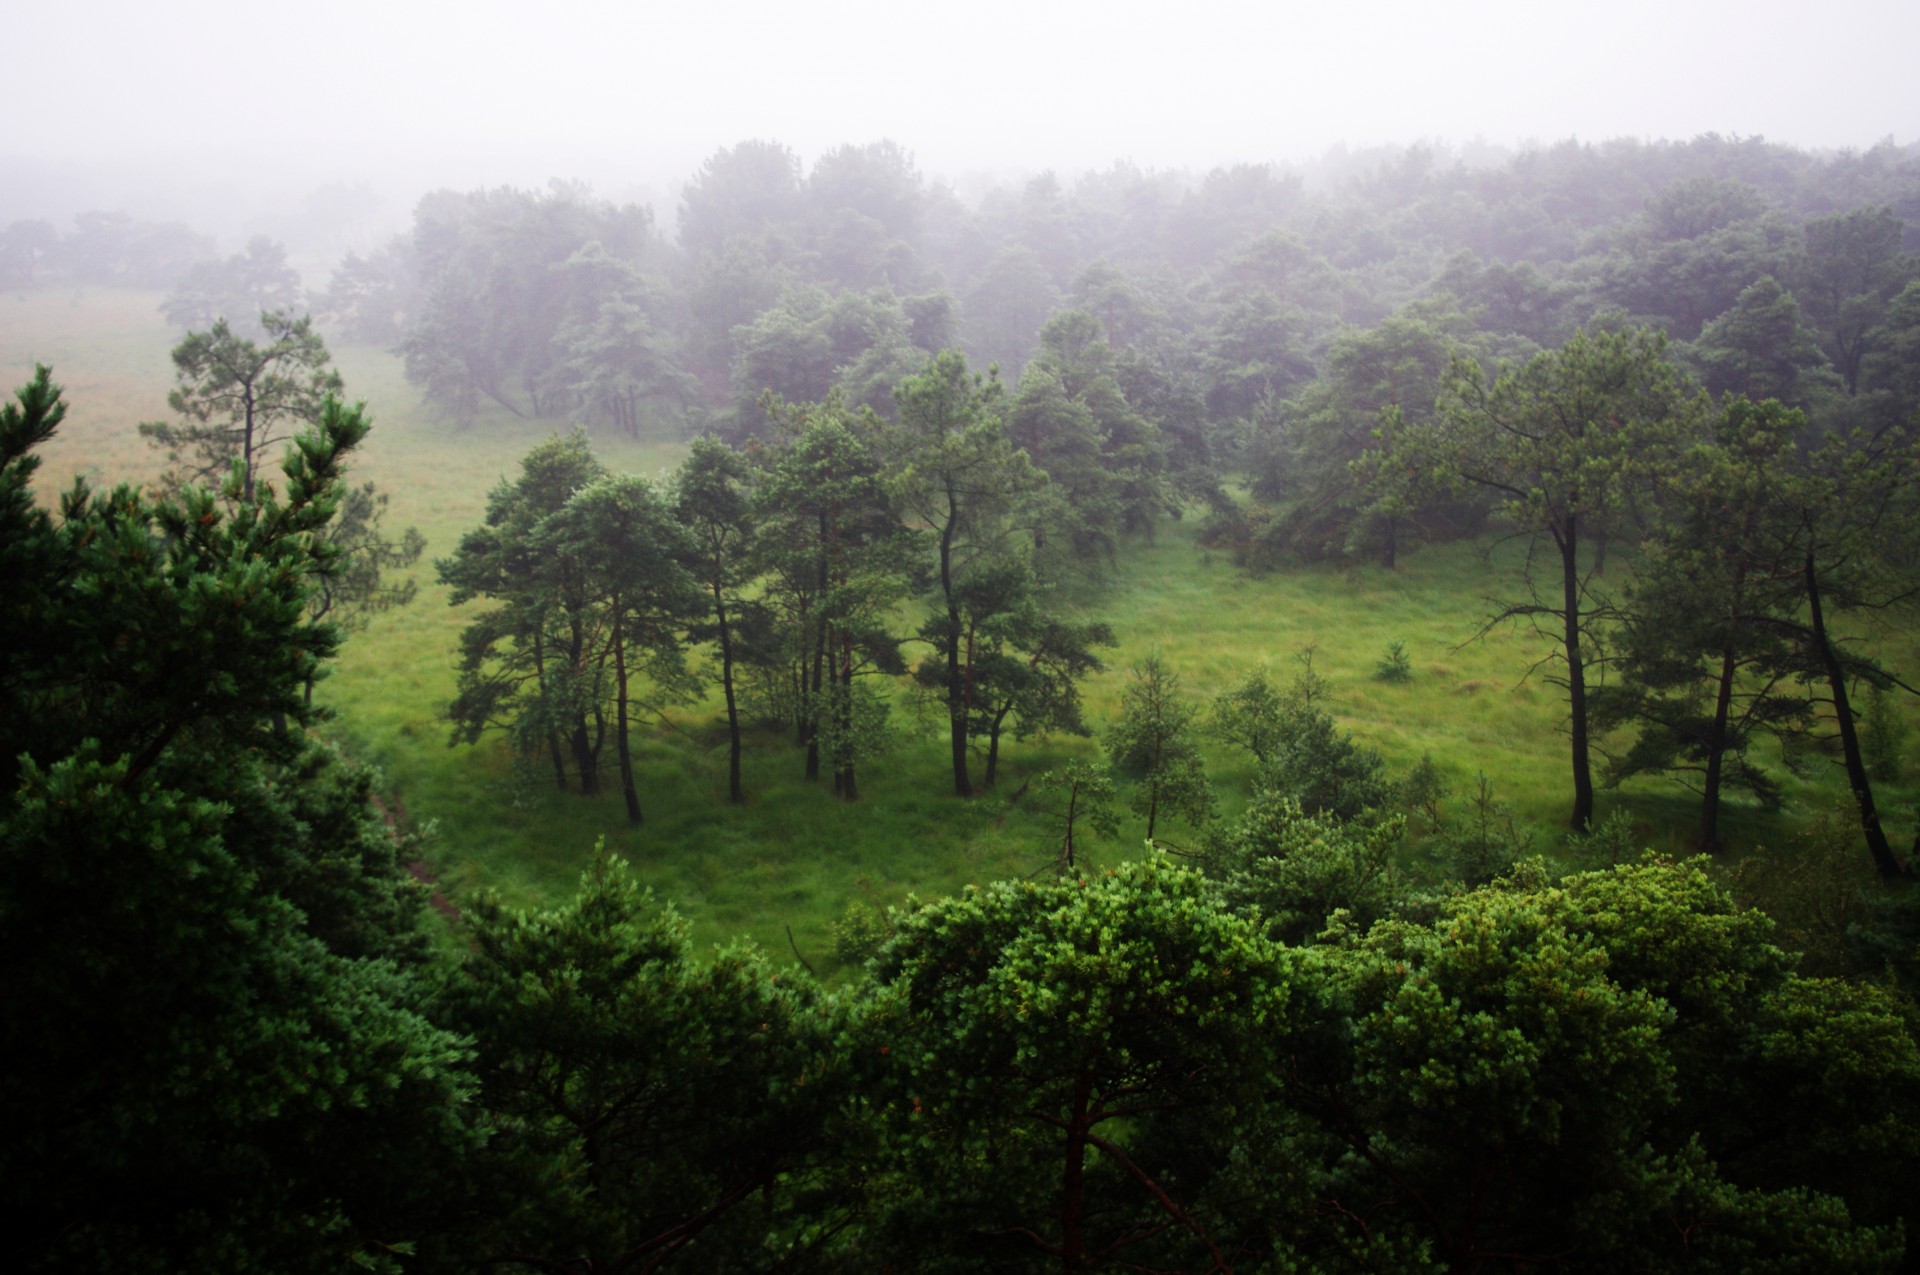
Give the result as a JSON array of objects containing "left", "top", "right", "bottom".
[{"left": 7, "top": 0, "right": 1918, "bottom": 246}]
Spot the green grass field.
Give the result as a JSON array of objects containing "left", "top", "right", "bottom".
[{"left": 7, "top": 285, "right": 1916, "bottom": 968}]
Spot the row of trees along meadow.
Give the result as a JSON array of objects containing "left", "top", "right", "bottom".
[
  {"left": 441, "top": 337, "right": 1133, "bottom": 815},
  {"left": 1347, "top": 322, "right": 1920, "bottom": 880},
  {"left": 7, "top": 364, "right": 1920, "bottom": 1270},
  {"left": 436, "top": 307, "right": 1920, "bottom": 890}
]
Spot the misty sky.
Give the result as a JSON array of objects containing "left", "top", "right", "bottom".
[{"left": 8, "top": 0, "right": 1918, "bottom": 232}]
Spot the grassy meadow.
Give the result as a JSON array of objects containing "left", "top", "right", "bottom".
[{"left": 7, "top": 285, "right": 1916, "bottom": 969}]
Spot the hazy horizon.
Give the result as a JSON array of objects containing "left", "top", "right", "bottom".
[{"left": 8, "top": 0, "right": 1918, "bottom": 249}]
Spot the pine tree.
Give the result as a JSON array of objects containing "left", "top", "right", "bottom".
[{"left": 0, "top": 368, "right": 473, "bottom": 1271}]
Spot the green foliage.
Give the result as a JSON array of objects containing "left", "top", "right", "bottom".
[
  {"left": 1032, "top": 759, "right": 1121, "bottom": 871},
  {"left": 1207, "top": 666, "right": 1288, "bottom": 768},
  {"left": 400, "top": 184, "right": 668, "bottom": 425},
  {"left": 1009, "top": 309, "right": 1173, "bottom": 566},
  {"left": 1250, "top": 301, "right": 1482, "bottom": 566},
  {"left": 1729, "top": 806, "right": 1898, "bottom": 984},
  {"left": 1563, "top": 857, "right": 1920, "bottom": 1249},
  {"left": 440, "top": 432, "right": 612, "bottom": 790},
  {"left": 865, "top": 856, "right": 1297, "bottom": 1273},
  {"left": 672, "top": 435, "right": 757, "bottom": 797},
  {"left": 1231, "top": 654, "right": 1395, "bottom": 822},
  {"left": 548, "top": 242, "right": 692, "bottom": 438},
  {"left": 1210, "top": 790, "right": 1405, "bottom": 943},
  {"left": 159, "top": 235, "right": 303, "bottom": 337},
  {"left": 1427, "top": 772, "right": 1534, "bottom": 885},
  {"left": 139, "top": 309, "right": 345, "bottom": 499},
  {"left": 829, "top": 895, "right": 893, "bottom": 966},
  {"left": 1564, "top": 808, "right": 1643, "bottom": 870},
  {"left": 317, "top": 236, "right": 417, "bottom": 346},
  {"left": 1107, "top": 653, "right": 1215, "bottom": 839},
  {"left": 1690, "top": 274, "right": 1840, "bottom": 407},
  {"left": 1375, "top": 325, "right": 1709, "bottom": 830},
  {"left": 1797, "top": 205, "right": 1918, "bottom": 395},
  {"left": 443, "top": 848, "right": 858, "bottom": 1269},
  {"left": 813, "top": 676, "right": 899, "bottom": 783},
  {"left": 677, "top": 139, "right": 805, "bottom": 261},
  {"left": 438, "top": 431, "right": 710, "bottom": 816},
  {"left": 135, "top": 313, "right": 423, "bottom": 652},
  {"left": 753, "top": 393, "right": 912, "bottom": 796},
  {"left": 912, "top": 554, "right": 1115, "bottom": 788},
  {"left": 0, "top": 368, "right": 473, "bottom": 1271},
  {"left": 24, "top": 136, "right": 1920, "bottom": 1265},
  {"left": 1861, "top": 683, "right": 1909, "bottom": 783},
  {"left": 305, "top": 480, "right": 425, "bottom": 645},
  {"left": 1374, "top": 638, "right": 1413, "bottom": 682},
  {"left": 1265, "top": 697, "right": 1394, "bottom": 822},
  {"left": 1400, "top": 750, "right": 1450, "bottom": 830},
  {"left": 1598, "top": 198, "right": 1800, "bottom": 341},
  {"left": 960, "top": 244, "right": 1061, "bottom": 378},
  {"left": 543, "top": 470, "right": 707, "bottom": 822},
  {"left": 1593, "top": 398, "right": 1813, "bottom": 849},
  {"left": 1318, "top": 877, "right": 1682, "bottom": 1265},
  {"left": 1862, "top": 277, "right": 1920, "bottom": 412},
  {"left": 892, "top": 349, "right": 1049, "bottom": 797},
  {"left": 1294, "top": 860, "right": 1906, "bottom": 1270},
  {"left": 731, "top": 284, "right": 943, "bottom": 431}
]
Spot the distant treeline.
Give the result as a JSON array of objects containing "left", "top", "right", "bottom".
[{"left": 15, "top": 134, "right": 1919, "bottom": 514}]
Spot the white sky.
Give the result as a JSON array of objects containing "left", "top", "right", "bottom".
[{"left": 6, "top": 0, "right": 1918, "bottom": 229}]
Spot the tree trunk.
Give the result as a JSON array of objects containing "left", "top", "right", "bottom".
[
  {"left": 533, "top": 628, "right": 569, "bottom": 791},
  {"left": 1380, "top": 514, "right": 1397, "bottom": 570},
  {"left": 1560, "top": 519, "right": 1595, "bottom": 831},
  {"left": 805, "top": 516, "right": 830, "bottom": 783},
  {"left": 1062, "top": 779, "right": 1080, "bottom": 869},
  {"left": 1059, "top": 1069, "right": 1092, "bottom": 1275},
  {"left": 565, "top": 598, "right": 600, "bottom": 795},
  {"left": 611, "top": 607, "right": 642, "bottom": 826},
  {"left": 833, "top": 634, "right": 858, "bottom": 801},
  {"left": 1701, "top": 553, "right": 1753, "bottom": 853},
  {"left": 984, "top": 705, "right": 1012, "bottom": 788},
  {"left": 1806, "top": 551, "right": 1904, "bottom": 877},
  {"left": 714, "top": 587, "right": 743, "bottom": 804},
  {"left": 940, "top": 488, "right": 973, "bottom": 797},
  {"left": 946, "top": 617, "right": 972, "bottom": 797},
  {"left": 792, "top": 598, "right": 810, "bottom": 747},
  {"left": 1701, "top": 642, "right": 1738, "bottom": 852},
  {"left": 241, "top": 379, "right": 259, "bottom": 501},
  {"left": 571, "top": 719, "right": 600, "bottom": 796},
  {"left": 804, "top": 616, "right": 826, "bottom": 783}
]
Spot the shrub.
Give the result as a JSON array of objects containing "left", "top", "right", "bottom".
[{"left": 1375, "top": 639, "right": 1413, "bottom": 682}]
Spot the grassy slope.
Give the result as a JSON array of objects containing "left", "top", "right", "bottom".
[{"left": 6, "top": 287, "right": 1915, "bottom": 969}]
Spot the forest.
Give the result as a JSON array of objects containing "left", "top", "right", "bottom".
[{"left": 5, "top": 131, "right": 1920, "bottom": 1272}]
